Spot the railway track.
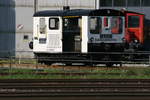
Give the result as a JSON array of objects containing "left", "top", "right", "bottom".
[
  {"left": 0, "top": 72, "right": 121, "bottom": 76},
  {"left": 0, "top": 79, "right": 150, "bottom": 97}
]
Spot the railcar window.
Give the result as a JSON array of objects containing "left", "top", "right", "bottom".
[
  {"left": 104, "top": 17, "right": 108, "bottom": 27},
  {"left": 114, "top": 0, "right": 126, "bottom": 6},
  {"left": 111, "top": 17, "right": 123, "bottom": 34},
  {"left": 142, "top": 0, "right": 150, "bottom": 6},
  {"left": 128, "top": 16, "right": 139, "bottom": 28},
  {"left": 90, "top": 17, "right": 102, "bottom": 34},
  {"left": 63, "top": 18, "right": 80, "bottom": 31},
  {"left": 111, "top": 18, "right": 117, "bottom": 28},
  {"left": 23, "top": 35, "right": 28, "bottom": 40},
  {"left": 100, "top": 0, "right": 112, "bottom": 7},
  {"left": 40, "top": 18, "right": 46, "bottom": 34},
  {"left": 127, "top": 0, "right": 140, "bottom": 6},
  {"left": 49, "top": 18, "right": 59, "bottom": 30}
]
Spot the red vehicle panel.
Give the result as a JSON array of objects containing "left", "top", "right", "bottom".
[{"left": 125, "top": 13, "right": 144, "bottom": 44}]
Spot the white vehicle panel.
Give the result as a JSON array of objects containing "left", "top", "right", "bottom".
[
  {"left": 81, "top": 16, "right": 88, "bottom": 53},
  {"left": 46, "top": 17, "right": 62, "bottom": 53},
  {"left": 33, "top": 17, "right": 62, "bottom": 53}
]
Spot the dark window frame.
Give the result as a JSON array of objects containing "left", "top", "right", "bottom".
[
  {"left": 90, "top": 16, "right": 102, "bottom": 34},
  {"left": 128, "top": 16, "right": 140, "bottom": 28},
  {"left": 142, "top": 0, "right": 150, "bottom": 6},
  {"left": 100, "top": 0, "right": 113, "bottom": 7},
  {"left": 23, "top": 35, "right": 29, "bottom": 40},
  {"left": 49, "top": 18, "right": 59, "bottom": 30},
  {"left": 127, "top": 0, "right": 140, "bottom": 7},
  {"left": 39, "top": 18, "right": 46, "bottom": 34},
  {"left": 113, "top": 0, "right": 126, "bottom": 7},
  {"left": 111, "top": 17, "right": 123, "bottom": 34}
]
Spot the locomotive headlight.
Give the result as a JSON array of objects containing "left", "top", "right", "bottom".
[{"left": 134, "top": 39, "right": 138, "bottom": 43}]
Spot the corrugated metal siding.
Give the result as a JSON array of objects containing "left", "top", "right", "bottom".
[
  {"left": 38, "top": 0, "right": 63, "bottom": 7},
  {"left": 0, "top": 0, "right": 15, "bottom": 6},
  {"left": 37, "top": 0, "right": 95, "bottom": 11},
  {"left": 38, "top": 0, "right": 63, "bottom": 10},
  {"left": 14, "top": 0, "right": 33, "bottom": 58},
  {"left": 0, "top": 1, "right": 15, "bottom": 32},
  {"left": 16, "top": 33, "right": 33, "bottom": 58},
  {"left": 15, "top": 0, "right": 33, "bottom": 7},
  {"left": 68, "top": 0, "right": 94, "bottom": 9},
  {"left": 15, "top": 7, "right": 33, "bottom": 33},
  {"left": 13, "top": 0, "right": 95, "bottom": 9},
  {"left": 15, "top": 0, "right": 33, "bottom": 34},
  {"left": 0, "top": 33, "right": 15, "bottom": 57},
  {"left": 0, "top": 0, "right": 15, "bottom": 57},
  {"left": 0, "top": 33, "right": 15, "bottom": 50}
]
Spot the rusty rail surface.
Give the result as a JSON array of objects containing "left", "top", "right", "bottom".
[{"left": 0, "top": 79, "right": 150, "bottom": 97}]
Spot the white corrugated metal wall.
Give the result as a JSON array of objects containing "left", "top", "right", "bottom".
[{"left": 15, "top": 0, "right": 34, "bottom": 58}]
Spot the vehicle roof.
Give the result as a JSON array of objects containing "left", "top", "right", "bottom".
[
  {"left": 34, "top": 9, "right": 144, "bottom": 17},
  {"left": 34, "top": 9, "right": 90, "bottom": 17}
]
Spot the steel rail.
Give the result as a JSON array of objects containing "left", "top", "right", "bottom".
[{"left": 0, "top": 79, "right": 149, "bottom": 97}]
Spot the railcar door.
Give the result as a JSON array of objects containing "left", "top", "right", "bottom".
[
  {"left": 62, "top": 16, "right": 82, "bottom": 52},
  {"left": 126, "top": 13, "right": 144, "bottom": 44},
  {"left": 37, "top": 18, "right": 47, "bottom": 44},
  {"left": 33, "top": 17, "right": 48, "bottom": 52},
  {"left": 47, "top": 17, "right": 63, "bottom": 52}
]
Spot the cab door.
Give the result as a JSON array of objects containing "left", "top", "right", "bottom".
[
  {"left": 47, "top": 17, "right": 63, "bottom": 52},
  {"left": 33, "top": 17, "right": 48, "bottom": 52},
  {"left": 62, "top": 17, "right": 82, "bottom": 52},
  {"left": 38, "top": 18, "right": 47, "bottom": 43},
  {"left": 126, "top": 13, "right": 144, "bottom": 44}
]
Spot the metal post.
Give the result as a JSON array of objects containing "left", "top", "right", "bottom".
[
  {"left": 34, "top": 0, "right": 38, "bottom": 13},
  {"left": 9, "top": 56, "right": 12, "bottom": 70},
  {"left": 9, "top": 52, "right": 12, "bottom": 74},
  {"left": 149, "top": 55, "right": 150, "bottom": 67},
  {"left": 66, "top": 0, "right": 68, "bottom": 6},
  {"left": 19, "top": 55, "right": 21, "bottom": 64},
  {"left": 95, "top": 0, "right": 100, "bottom": 9},
  {"left": 36, "top": 56, "right": 38, "bottom": 71}
]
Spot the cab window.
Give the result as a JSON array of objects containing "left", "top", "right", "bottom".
[
  {"left": 90, "top": 17, "right": 102, "bottom": 34},
  {"left": 49, "top": 18, "right": 59, "bottom": 30},
  {"left": 128, "top": 16, "right": 139, "bottom": 28},
  {"left": 111, "top": 17, "right": 123, "bottom": 34},
  {"left": 39, "top": 18, "right": 46, "bottom": 34}
]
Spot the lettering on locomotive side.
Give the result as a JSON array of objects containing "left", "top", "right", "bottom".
[
  {"left": 100, "top": 34, "right": 112, "bottom": 38},
  {"left": 94, "top": 38, "right": 117, "bottom": 41}
]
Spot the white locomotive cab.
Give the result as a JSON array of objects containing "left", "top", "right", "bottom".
[{"left": 33, "top": 17, "right": 62, "bottom": 53}]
